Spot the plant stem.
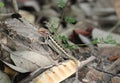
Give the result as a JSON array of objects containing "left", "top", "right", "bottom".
[
  {"left": 56, "top": 0, "right": 69, "bottom": 32},
  {"left": 75, "top": 43, "right": 95, "bottom": 46}
]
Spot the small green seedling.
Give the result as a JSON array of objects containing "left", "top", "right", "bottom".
[
  {"left": 59, "top": 35, "right": 78, "bottom": 49},
  {"left": 45, "top": 18, "right": 58, "bottom": 34},
  {"left": 92, "top": 34, "right": 119, "bottom": 45},
  {"left": 0, "top": 2, "right": 4, "bottom": 8},
  {"left": 64, "top": 16, "right": 76, "bottom": 24},
  {"left": 57, "top": 0, "right": 65, "bottom": 8}
]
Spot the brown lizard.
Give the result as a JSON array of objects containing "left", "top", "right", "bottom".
[{"left": 38, "top": 28, "right": 80, "bottom": 82}]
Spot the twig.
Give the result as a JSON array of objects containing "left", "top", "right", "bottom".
[
  {"left": 18, "top": 67, "right": 52, "bottom": 83},
  {"left": 103, "top": 58, "right": 120, "bottom": 82},
  {"left": 56, "top": 0, "right": 70, "bottom": 31},
  {"left": 109, "top": 20, "right": 120, "bottom": 32},
  {"left": 78, "top": 56, "right": 96, "bottom": 70},
  {"left": 11, "top": 0, "right": 19, "bottom": 13},
  {"left": 93, "top": 67, "right": 120, "bottom": 78}
]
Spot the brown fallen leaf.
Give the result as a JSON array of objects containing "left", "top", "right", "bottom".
[
  {"left": 31, "top": 60, "right": 79, "bottom": 83},
  {"left": 108, "top": 54, "right": 120, "bottom": 61},
  {"left": 86, "top": 68, "right": 103, "bottom": 81},
  {"left": 31, "top": 56, "right": 95, "bottom": 83}
]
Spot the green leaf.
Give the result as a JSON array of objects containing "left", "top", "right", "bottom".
[
  {"left": 103, "top": 35, "right": 117, "bottom": 44},
  {"left": 92, "top": 34, "right": 119, "bottom": 45},
  {"left": 45, "top": 18, "right": 58, "bottom": 34},
  {"left": 53, "top": 35, "right": 59, "bottom": 42},
  {"left": 106, "top": 35, "right": 112, "bottom": 41},
  {"left": 57, "top": 0, "right": 65, "bottom": 8},
  {"left": 64, "top": 16, "right": 76, "bottom": 24},
  {"left": 0, "top": 2, "right": 4, "bottom": 8},
  {"left": 59, "top": 35, "right": 67, "bottom": 42},
  {"left": 92, "top": 38, "right": 99, "bottom": 44}
]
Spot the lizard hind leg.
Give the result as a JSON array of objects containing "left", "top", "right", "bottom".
[{"left": 73, "top": 61, "right": 81, "bottom": 83}]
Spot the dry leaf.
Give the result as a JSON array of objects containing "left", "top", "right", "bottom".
[
  {"left": 3, "top": 61, "right": 28, "bottom": 73},
  {"left": 31, "top": 60, "right": 78, "bottom": 83},
  {"left": 10, "top": 51, "right": 53, "bottom": 72},
  {"left": 107, "top": 54, "right": 120, "bottom": 61},
  {"left": 19, "top": 10, "right": 35, "bottom": 24}
]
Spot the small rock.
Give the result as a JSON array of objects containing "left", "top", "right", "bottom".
[
  {"left": 112, "top": 76, "right": 120, "bottom": 83},
  {"left": 86, "top": 68, "right": 103, "bottom": 81}
]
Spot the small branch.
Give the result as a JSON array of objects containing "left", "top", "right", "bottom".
[
  {"left": 109, "top": 20, "right": 120, "bottom": 32},
  {"left": 19, "top": 65, "right": 53, "bottom": 83},
  {"left": 93, "top": 67, "right": 120, "bottom": 78},
  {"left": 78, "top": 56, "right": 96, "bottom": 70},
  {"left": 11, "top": 0, "right": 19, "bottom": 13},
  {"left": 103, "top": 58, "right": 120, "bottom": 83},
  {"left": 106, "top": 58, "right": 120, "bottom": 74}
]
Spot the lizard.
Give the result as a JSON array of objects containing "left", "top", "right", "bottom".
[{"left": 38, "top": 28, "right": 80, "bottom": 82}]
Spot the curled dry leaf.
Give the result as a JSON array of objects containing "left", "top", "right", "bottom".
[
  {"left": 79, "top": 34, "right": 93, "bottom": 48},
  {"left": 2, "top": 61, "right": 28, "bottom": 73},
  {"left": 10, "top": 51, "right": 53, "bottom": 72},
  {"left": 31, "top": 60, "right": 79, "bottom": 83},
  {"left": 108, "top": 54, "right": 120, "bottom": 61}
]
